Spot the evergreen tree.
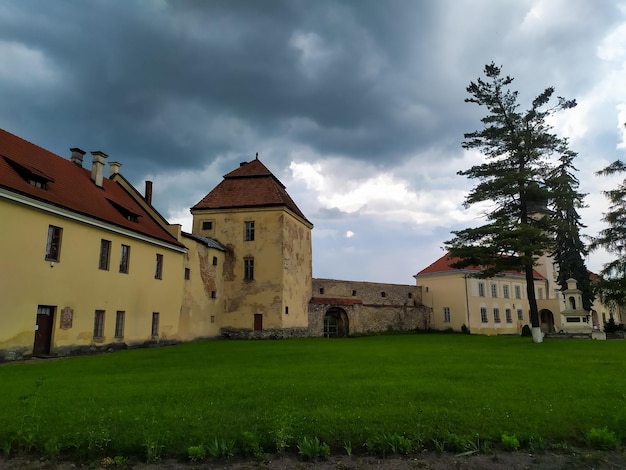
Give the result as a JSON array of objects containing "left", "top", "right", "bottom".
[
  {"left": 591, "top": 142, "right": 626, "bottom": 308},
  {"left": 446, "top": 63, "right": 577, "bottom": 343},
  {"left": 547, "top": 150, "right": 594, "bottom": 310}
]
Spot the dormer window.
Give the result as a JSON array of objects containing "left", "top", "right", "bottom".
[
  {"left": 3, "top": 156, "right": 54, "bottom": 189},
  {"left": 107, "top": 199, "right": 141, "bottom": 223}
]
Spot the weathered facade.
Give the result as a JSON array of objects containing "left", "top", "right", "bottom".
[
  {"left": 190, "top": 156, "right": 313, "bottom": 339},
  {"left": 309, "top": 279, "right": 431, "bottom": 337}
]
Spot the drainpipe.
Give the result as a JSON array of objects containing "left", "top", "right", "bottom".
[{"left": 464, "top": 273, "right": 471, "bottom": 331}]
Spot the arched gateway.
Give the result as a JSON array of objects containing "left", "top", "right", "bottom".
[{"left": 324, "top": 307, "right": 349, "bottom": 338}]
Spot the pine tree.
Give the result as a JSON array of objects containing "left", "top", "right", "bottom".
[
  {"left": 547, "top": 150, "right": 594, "bottom": 310},
  {"left": 446, "top": 63, "right": 577, "bottom": 343},
  {"left": 591, "top": 142, "right": 626, "bottom": 308}
]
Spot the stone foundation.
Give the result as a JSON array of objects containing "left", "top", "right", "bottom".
[{"left": 220, "top": 327, "right": 310, "bottom": 339}]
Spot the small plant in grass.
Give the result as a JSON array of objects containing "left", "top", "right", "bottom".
[
  {"left": 343, "top": 440, "right": 352, "bottom": 456},
  {"left": 432, "top": 438, "right": 445, "bottom": 454},
  {"left": 387, "top": 434, "right": 413, "bottom": 455},
  {"left": 99, "top": 456, "right": 128, "bottom": 468},
  {"left": 187, "top": 444, "right": 206, "bottom": 462},
  {"left": 528, "top": 436, "right": 546, "bottom": 452},
  {"left": 240, "top": 431, "right": 265, "bottom": 460},
  {"left": 43, "top": 437, "right": 61, "bottom": 460},
  {"left": 586, "top": 427, "right": 619, "bottom": 450},
  {"left": 206, "top": 437, "right": 236, "bottom": 458},
  {"left": 297, "top": 436, "right": 330, "bottom": 461},
  {"left": 501, "top": 433, "right": 519, "bottom": 451}
]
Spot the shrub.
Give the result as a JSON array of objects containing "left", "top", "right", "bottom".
[
  {"left": 586, "top": 427, "right": 619, "bottom": 450},
  {"left": 187, "top": 444, "right": 206, "bottom": 462},
  {"left": 521, "top": 325, "right": 532, "bottom": 337},
  {"left": 501, "top": 433, "right": 519, "bottom": 451},
  {"left": 461, "top": 324, "right": 471, "bottom": 334},
  {"left": 604, "top": 317, "right": 620, "bottom": 333}
]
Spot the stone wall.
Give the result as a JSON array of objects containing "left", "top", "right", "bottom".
[
  {"left": 309, "top": 278, "right": 430, "bottom": 336},
  {"left": 220, "top": 327, "right": 310, "bottom": 339}
]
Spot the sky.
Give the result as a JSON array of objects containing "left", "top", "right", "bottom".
[{"left": 1, "top": 0, "right": 625, "bottom": 284}]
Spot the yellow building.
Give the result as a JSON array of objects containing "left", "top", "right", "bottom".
[
  {"left": 190, "top": 155, "right": 313, "bottom": 338},
  {"left": 416, "top": 252, "right": 620, "bottom": 336},
  {"left": 0, "top": 128, "right": 225, "bottom": 360},
  {"left": 415, "top": 252, "right": 548, "bottom": 335}
]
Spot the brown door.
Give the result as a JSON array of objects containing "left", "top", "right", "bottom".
[
  {"left": 33, "top": 306, "right": 54, "bottom": 356},
  {"left": 253, "top": 313, "right": 263, "bottom": 331}
]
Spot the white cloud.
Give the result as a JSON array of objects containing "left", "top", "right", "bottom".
[
  {"left": 345, "top": 230, "right": 354, "bottom": 238},
  {"left": 0, "top": 40, "right": 60, "bottom": 87}
]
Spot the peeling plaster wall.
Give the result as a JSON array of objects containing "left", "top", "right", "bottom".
[{"left": 178, "top": 237, "right": 224, "bottom": 340}]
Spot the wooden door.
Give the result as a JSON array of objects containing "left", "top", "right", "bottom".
[
  {"left": 33, "top": 306, "right": 54, "bottom": 356},
  {"left": 253, "top": 313, "right": 263, "bottom": 331}
]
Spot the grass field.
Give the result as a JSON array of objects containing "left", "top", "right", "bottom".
[{"left": 1, "top": 334, "right": 625, "bottom": 461}]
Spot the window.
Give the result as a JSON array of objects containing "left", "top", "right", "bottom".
[
  {"left": 443, "top": 307, "right": 451, "bottom": 323},
  {"left": 480, "top": 307, "right": 488, "bottom": 323},
  {"left": 503, "top": 285, "right": 510, "bottom": 298},
  {"left": 211, "top": 290, "right": 216, "bottom": 299},
  {"left": 517, "top": 309, "right": 524, "bottom": 321},
  {"left": 119, "top": 244, "right": 130, "bottom": 273},
  {"left": 538, "top": 287, "right": 544, "bottom": 299},
  {"left": 478, "top": 282, "right": 485, "bottom": 297},
  {"left": 244, "top": 257, "right": 254, "bottom": 280},
  {"left": 155, "top": 253, "right": 163, "bottom": 279},
  {"left": 202, "top": 221, "right": 213, "bottom": 230},
  {"left": 115, "top": 311, "right": 125, "bottom": 338},
  {"left": 184, "top": 268, "right": 190, "bottom": 280},
  {"left": 505, "top": 308, "right": 512, "bottom": 323},
  {"left": 107, "top": 199, "right": 139, "bottom": 222},
  {"left": 381, "top": 291, "right": 386, "bottom": 297},
  {"left": 352, "top": 290, "right": 357, "bottom": 296},
  {"left": 45, "top": 225, "right": 62, "bottom": 261},
  {"left": 408, "top": 292, "right": 413, "bottom": 299},
  {"left": 245, "top": 221, "right": 255, "bottom": 241},
  {"left": 93, "top": 310, "right": 105, "bottom": 338},
  {"left": 285, "top": 306, "right": 289, "bottom": 314},
  {"left": 494, "top": 308, "right": 501, "bottom": 323},
  {"left": 210, "top": 315, "right": 215, "bottom": 323},
  {"left": 99, "top": 239, "right": 111, "bottom": 270},
  {"left": 491, "top": 283, "right": 498, "bottom": 298},
  {"left": 212, "top": 256, "right": 218, "bottom": 266},
  {"left": 29, "top": 177, "right": 47, "bottom": 189},
  {"left": 319, "top": 287, "right": 325, "bottom": 294},
  {"left": 151, "top": 312, "right": 159, "bottom": 337},
  {"left": 514, "top": 285, "right": 521, "bottom": 299}
]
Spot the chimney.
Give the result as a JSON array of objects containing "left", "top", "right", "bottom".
[
  {"left": 145, "top": 180, "right": 153, "bottom": 205},
  {"left": 70, "top": 148, "right": 86, "bottom": 167},
  {"left": 108, "top": 161, "right": 122, "bottom": 177},
  {"left": 90, "top": 151, "right": 108, "bottom": 187},
  {"left": 240, "top": 162, "right": 247, "bottom": 167}
]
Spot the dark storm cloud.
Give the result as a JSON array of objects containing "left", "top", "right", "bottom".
[{"left": 0, "top": 0, "right": 470, "bottom": 180}]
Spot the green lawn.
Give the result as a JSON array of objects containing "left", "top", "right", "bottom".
[{"left": 1, "top": 334, "right": 625, "bottom": 459}]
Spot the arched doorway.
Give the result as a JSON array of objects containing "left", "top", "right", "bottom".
[
  {"left": 540, "top": 309, "right": 555, "bottom": 334},
  {"left": 324, "top": 308, "right": 349, "bottom": 338}
]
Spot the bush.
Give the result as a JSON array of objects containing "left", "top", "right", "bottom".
[
  {"left": 604, "top": 317, "right": 621, "bottom": 333},
  {"left": 461, "top": 324, "right": 471, "bottom": 334},
  {"left": 521, "top": 325, "right": 532, "bottom": 337},
  {"left": 501, "top": 433, "right": 519, "bottom": 451},
  {"left": 586, "top": 427, "right": 619, "bottom": 450}
]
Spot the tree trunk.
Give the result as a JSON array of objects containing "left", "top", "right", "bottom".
[{"left": 525, "top": 262, "right": 543, "bottom": 343}]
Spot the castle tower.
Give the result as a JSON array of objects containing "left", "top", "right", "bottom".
[{"left": 190, "top": 156, "right": 313, "bottom": 337}]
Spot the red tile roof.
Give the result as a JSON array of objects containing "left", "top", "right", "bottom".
[
  {"left": 0, "top": 128, "right": 183, "bottom": 248},
  {"left": 416, "top": 252, "right": 544, "bottom": 280},
  {"left": 191, "top": 157, "right": 312, "bottom": 225},
  {"left": 310, "top": 297, "right": 363, "bottom": 306}
]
